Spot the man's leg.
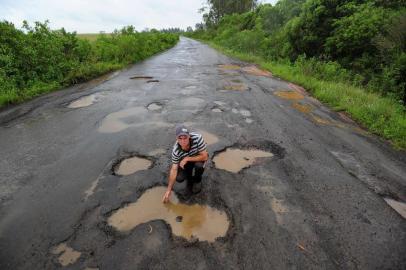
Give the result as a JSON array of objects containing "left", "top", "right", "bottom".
[{"left": 191, "top": 161, "right": 205, "bottom": 193}]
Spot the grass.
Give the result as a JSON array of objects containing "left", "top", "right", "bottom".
[{"left": 204, "top": 41, "right": 406, "bottom": 149}]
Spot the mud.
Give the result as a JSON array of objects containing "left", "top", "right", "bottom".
[
  {"left": 292, "top": 102, "right": 313, "bottom": 114},
  {"left": 113, "top": 156, "right": 152, "bottom": 176},
  {"left": 107, "top": 186, "right": 229, "bottom": 242},
  {"left": 51, "top": 243, "right": 81, "bottom": 266},
  {"left": 67, "top": 95, "right": 96, "bottom": 108},
  {"left": 274, "top": 91, "right": 304, "bottom": 100},
  {"left": 213, "top": 148, "right": 274, "bottom": 173}
]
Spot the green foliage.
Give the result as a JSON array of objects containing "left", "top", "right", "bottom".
[{"left": 0, "top": 21, "right": 178, "bottom": 107}]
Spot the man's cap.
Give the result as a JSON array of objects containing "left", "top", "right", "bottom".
[{"left": 175, "top": 124, "right": 190, "bottom": 137}]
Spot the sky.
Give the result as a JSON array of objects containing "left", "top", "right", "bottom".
[{"left": 0, "top": 0, "right": 278, "bottom": 33}]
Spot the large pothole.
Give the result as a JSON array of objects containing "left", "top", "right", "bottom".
[
  {"left": 113, "top": 156, "right": 152, "bottom": 176},
  {"left": 107, "top": 186, "right": 229, "bottom": 242},
  {"left": 67, "top": 94, "right": 96, "bottom": 108}
]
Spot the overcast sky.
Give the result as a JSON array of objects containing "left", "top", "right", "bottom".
[{"left": 0, "top": 0, "right": 278, "bottom": 33}]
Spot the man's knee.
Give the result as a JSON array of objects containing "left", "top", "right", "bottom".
[{"left": 176, "top": 173, "right": 186, "bottom": 183}]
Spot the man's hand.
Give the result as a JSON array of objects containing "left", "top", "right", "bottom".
[
  {"left": 162, "top": 189, "right": 172, "bottom": 203},
  {"left": 179, "top": 157, "right": 189, "bottom": 169}
]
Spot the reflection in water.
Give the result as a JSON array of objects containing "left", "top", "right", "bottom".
[
  {"left": 108, "top": 186, "right": 229, "bottom": 242},
  {"left": 213, "top": 148, "right": 273, "bottom": 173}
]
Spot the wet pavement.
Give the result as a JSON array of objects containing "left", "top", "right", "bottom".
[{"left": 0, "top": 37, "right": 405, "bottom": 270}]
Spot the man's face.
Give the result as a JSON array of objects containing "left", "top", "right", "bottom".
[{"left": 177, "top": 135, "right": 190, "bottom": 150}]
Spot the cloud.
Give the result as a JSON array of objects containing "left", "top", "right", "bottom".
[{"left": 0, "top": 0, "right": 278, "bottom": 33}]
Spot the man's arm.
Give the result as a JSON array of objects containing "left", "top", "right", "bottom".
[
  {"left": 162, "top": 163, "right": 178, "bottom": 203},
  {"left": 179, "top": 150, "right": 208, "bottom": 169}
]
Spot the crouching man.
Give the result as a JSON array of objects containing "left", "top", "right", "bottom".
[{"left": 162, "top": 125, "right": 208, "bottom": 203}]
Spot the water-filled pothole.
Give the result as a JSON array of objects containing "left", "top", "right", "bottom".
[
  {"left": 107, "top": 186, "right": 229, "bottom": 242},
  {"left": 274, "top": 91, "right": 304, "bottom": 100},
  {"left": 130, "top": 76, "right": 154, "bottom": 80},
  {"left": 197, "top": 130, "right": 219, "bottom": 145},
  {"left": 292, "top": 102, "right": 313, "bottom": 113},
  {"left": 223, "top": 83, "right": 249, "bottom": 91},
  {"left": 242, "top": 66, "right": 273, "bottom": 77},
  {"left": 147, "top": 79, "right": 159, "bottom": 83},
  {"left": 147, "top": 102, "right": 162, "bottom": 111},
  {"left": 384, "top": 198, "right": 406, "bottom": 219},
  {"left": 213, "top": 148, "right": 274, "bottom": 173},
  {"left": 113, "top": 156, "right": 152, "bottom": 176},
  {"left": 212, "top": 108, "right": 223, "bottom": 113},
  {"left": 67, "top": 95, "right": 96, "bottom": 108},
  {"left": 51, "top": 243, "right": 81, "bottom": 266}
]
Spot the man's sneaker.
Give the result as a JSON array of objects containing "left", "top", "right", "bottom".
[{"left": 192, "top": 181, "right": 202, "bottom": 194}]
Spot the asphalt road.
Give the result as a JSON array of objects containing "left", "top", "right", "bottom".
[{"left": 0, "top": 37, "right": 405, "bottom": 270}]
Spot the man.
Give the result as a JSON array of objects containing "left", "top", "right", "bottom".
[{"left": 162, "top": 124, "right": 208, "bottom": 203}]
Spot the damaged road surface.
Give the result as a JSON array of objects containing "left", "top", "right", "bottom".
[{"left": 0, "top": 37, "right": 405, "bottom": 270}]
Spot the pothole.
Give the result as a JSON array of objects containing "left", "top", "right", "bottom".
[
  {"left": 242, "top": 66, "right": 273, "bottom": 77},
  {"left": 197, "top": 130, "right": 219, "bottom": 145},
  {"left": 130, "top": 76, "right": 154, "bottom": 80},
  {"left": 274, "top": 91, "right": 304, "bottom": 100},
  {"left": 245, "top": 118, "right": 254, "bottom": 124},
  {"left": 384, "top": 198, "right": 406, "bottom": 219},
  {"left": 218, "top": 64, "right": 241, "bottom": 70},
  {"left": 212, "top": 108, "right": 223, "bottom": 113},
  {"left": 311, "top": 114, "right": 332, "bottom": 125},
  {"left": 213, "top": 148, "right": 274, "bottom": 173},
  {"left": 147, "top": 102, "right": 163, "bottom": 111},
  {"left": 292, "top": 102, "right": 313, "bottom": 113},
  {"left": 107, "top": 186, "right": 229, "bottom": 242},
  {"left": 113, "top": 156, "right": 152, "bottom": 176},
  {"left": 67, "top": 94, "right": 96, "bottom": 108},
  {"left": 147, "top": 79, "right": 159, "bottom": 83},
  {"left": 51, "top": 243, "right": 81, "bottom": 267},
  {"left": 239, "top": 109, "right": 251, "bottom": 117},
  {"left": 223, "top": 83, "right": 249, "bottom": 91}
]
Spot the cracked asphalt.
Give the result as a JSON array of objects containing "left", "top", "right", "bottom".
[{"left": 0, "top": 37, "right": 405, "bottom": 270}]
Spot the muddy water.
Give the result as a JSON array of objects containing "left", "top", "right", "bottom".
[
  {"left": 98, "top": 107, "right": 145, "bottom": 133},
  {"left": 108, "top": 186, "right": 229, "bottom": 242},
  {"left": 384, "top": 198, "right": 406, "bottom": 219},
  {"left": 213, "top": 148, "right": 274, "bottom": 173},
  {"left": 67, "top": 95, "right": 96, "bottom": 108},
  {"left": 218, "top": 64, "right": 241, "bottom": 70},
  {"left": 51, "top": 243, "right": 81, "bottom": 266},
  {"left": 292, "top": 102, "right": 313, "bottom": 113},
  {"left": 274, "top": 91, "right": 304, "bottom": 100},
  {"left": 197, "top": 130, "right": 219, "bottom": 145},
  {"left": 114, "top": 156, "right": 152, "bottom": 176},
  {"left": 242, "top": 66, "right": 272, "bottom": 77}
]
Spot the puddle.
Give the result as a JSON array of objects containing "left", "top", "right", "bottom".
[
  {"left": 218, "top": 64, "right": 241, "bottom": 70},
  {"left": 274, "top": 91, "right": 304, "bottom": 100},
  {"left": 245, "top": 118, "right": 253, "bottom": 124},
  {"left": 51, "top": 243, "right": 81, "bottom": 266},
  {"left": 384, "top": 198, "right": 406, "bottom": 219},
  {"left": 147, "top": 103, "right": 162, "bottom": 111},
  {"left": 147, "top": 80, "right": 159, "bottom": 83},
  {"left": 130, "top": 76, "right": 154, "bottom": 80},
  {"left": 213, "top": 148, "right": 274, "bottom": 173},
  {"left": 311, "top": 114, "right": 332, "bottom": 125},
  {"left": 242, "top": 66, "right": 272, "bottom": 77},
  {"left": 292, "top": 102, "right": 313, "bottom": 113},
  {"left": 212, "top": 108, "right": 222, "bottom": 113},
  {"left": 107, "top": 186, "right": 229, "bottom": 242},
  {"left": 231, "top": 108, "right": 239, "bottom": 114},
  {"left": 98, "top": 107, "right": 172, "bottom": 133},
  {"left": 198, "top": 130, "right": 219, "bottom": 145},
  {"left": 180, "top": 97, "right": 205, "bottom": 107},
  {"left": 214, "top": 101, "right": 227, "bottom": 106},
  {"left": 114, "top": 156, "right": 152, "bottom": 176},
  {"left": 239, "top": 109, "right": 251, "bottom": 117},
  {"left": 67, "top": 95, "right": 96, "bottom": 108},
  {"left": 224, "top": 83, "right": 249, "bottom": 91}
]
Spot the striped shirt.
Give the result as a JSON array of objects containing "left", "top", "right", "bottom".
[{"left": 171, "top": 132, "right": 207, "bottom": 164}]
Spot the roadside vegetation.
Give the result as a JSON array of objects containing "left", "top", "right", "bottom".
[
  {"left": 0, "top": 21, "right": 178, "bottom": 107},
  {"left": 187, "top": 0, "right": 406, "bottom": 148}
]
